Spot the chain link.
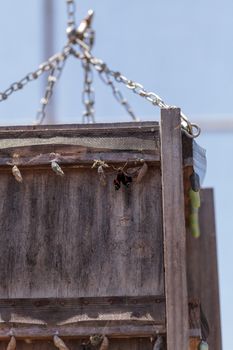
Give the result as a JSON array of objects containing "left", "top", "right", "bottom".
[
  {"left": 98, "top": 67, "right": 139, "bottom": 122},
  {"left": 0, "top": 45, "right": 71, "bottom": 103},
  {"left": 0, "top": 0, "right": 200, "bottom": 138},
  {"left": 80, "top": 50, "right": 200, "bottom": 137},
  {"left": 34, "top": 57, "right": 67, "bottom": 125},
  {"left": 66, "top": 0, "right": 76, "bottom": 29}
]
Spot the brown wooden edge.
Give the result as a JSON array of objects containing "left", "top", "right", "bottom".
[
  {"left": 0, "top": 296, "right": 165, "bottom": 340},
  {"left": 0, "top": 297, "right": 200, "bottom": 340},
  {"left": 187, "top": 188, "right": 222, "bottom": 349},
  {"left": 160, "top": 108, "right": 189, "bottom": 349}
]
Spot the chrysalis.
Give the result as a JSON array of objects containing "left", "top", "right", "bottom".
[
  {"left": 199, "top": 340, "right": 209, "bottom": 350},
  {"left": 98, "top": 165, "right": 107, "bottom": 186},
  {"left": 189, "top": 209, "right": 201, "bottom": 238},
  {"left": 100, "top": 336, "right": 109, "bottom": 350},
  {"left": 153, "top": 336, "right": 164, "bottom": 350},
  {"left": 51, "top": 160, "right": 64, "bottom": 176},
  {"left": 189, "top": 188, "right": 201, "bottom": 238},
  {"left": 7, "top": 336, "right": 16, "bottom": 350},
  {"left": 12, "top": 165, "right": 23, "bottom": 183},
  {"left": 53, "top": 335, "right": 69, "bottom": 350},
  {"left": 190, "top": 171, "right": 200, "bottom": 192},
  {"left": 189, "top": 189, "right": 201, "bottom": 209},
  {"left": 90, "top": 335, "right": 103, "bottom": 347},
  {"left": 136, "top": 162, "right": 148, "bottom": 183}
]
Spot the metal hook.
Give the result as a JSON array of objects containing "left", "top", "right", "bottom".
[{"left": 182, "top": 123, "right": 201, "bottom": 139}]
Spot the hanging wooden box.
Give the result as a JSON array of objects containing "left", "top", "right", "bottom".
[{"left": 0, "top": 108, "right": 216, "bottom": 350}]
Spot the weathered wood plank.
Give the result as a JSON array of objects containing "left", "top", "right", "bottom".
[
  {"left": 0, "top": 149, "right": 159, "bottom": 168},
  {"left": 0, "top": 324, "right": 165, "bottom": 340},
  {"left": 160, "top": 108, "right": 189, "bottom": 350},
  {"left": 0, "top": 122, "right": 160, "bottom": 167},
  {"left": 0, "top": 166, "right": 164, "bottom": 298},
  {"left": 0, "top": 339, "right": 154, "bottom": 350},
  {"left": 0, "top": 296, "right": 165, "bottom": 325},
  {"left": 0, "top": 122, "right": 159, "bottom": 138},
  {"left": 187, "top": 188, "right": 222, "bottom": 349}
]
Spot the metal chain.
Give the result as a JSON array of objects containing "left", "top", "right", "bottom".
[
  {"left": 80, "top": 50, "right": 201, "bottom": 138},
  {"left": 0, "top": 0, "right": 201, "bottom": 138},
  {"left": 66, "top": 0, "right": 76, "bottom": 30},
  {"left": 0, "top": 45, "right": 71, "bottom": 103},
  {"left": 98, "top": 67, "right": 138, "bottom": 122},
  {"left": 35, "top": 57, "right": 67, "bottom": 125},
  {"left": 82, "top": 59, "right": 95, "bottom": 123}
]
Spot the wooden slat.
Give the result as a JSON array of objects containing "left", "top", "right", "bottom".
[
  {"left": 0, "top": 122, "right": 160, "bottom": 137},
  {"left": 0, "top": 296, "right": 165, "bottom": 326},
  {"left": 0, "top": 122, "right": 160, "bottom": 167},
  {"left": 0, "top": 150, "right": 159, "bottom": 168},
  {"left": 187, "top": 188, "right": 222, "bottom": 349},
  {"left": 0, "top": 324, "right": 165, "bottom": 340},
  {"left": 0, "top": 338, "right": 154, "bottom": 350},
  {"left": 160, "top": 108, "right": 189, "bottom": 350},
  {"left": 0, "top": 167, "right": 164, "bottom": 298}
]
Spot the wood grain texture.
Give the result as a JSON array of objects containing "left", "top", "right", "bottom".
[
  {"left": 160, "top": 108, "right": 189, "bottom": 350},
  {"left": 0, "top": 325, "right": 164, "bottom": 340},
  {"left": 0, "top": 122, "right": 160, "bottom": 167},
  {"left": 187, "top": 188, "right": 222, "bottom": 349},
  {"left": 0, "top": 339, "right": 154, "bottom": 350},
  {"left": 0, "top": 296, "right": 165, "bottom": 323},
  {"left": 0, "top": 166, "right": 164, "bottom": 298}
]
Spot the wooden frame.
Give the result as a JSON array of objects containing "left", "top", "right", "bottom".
[
  {"left": 161, "top": 108, "right": 189, "bottom": 349},
  {"left": 0, "top": 110, "right": 217, "bottom": 349}
]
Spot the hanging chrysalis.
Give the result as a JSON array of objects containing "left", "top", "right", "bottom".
[
  {"left": 53, "top": 335, "right": 70, "bottom": 350},
  {"left": 51, "top": 160, "right": 64, "bottom": 176},
  {"left": 136, "top": 162, "right": 148, "bottom": 183},
  {"left": 100, "top": 336, "right": 109, "bottom": 350},
  {"left": 199, "top": 340, "right": 209, "bottom": 350},
  {"left": 189, "top": 189, "right": 201, "bottom": 209},
  {"left": 12, "top": 165, "right": 23, "bottom": 183},
  {"left": 98, "top": 165, "right": 107, "bottom": 186},
  {"left": 190, "top": 171, "right": 200, "bottom": 192},
  {"left": 153, "top": 336, "right": 164, "bottom": 350},
  {"left": 89, "top": 335, "right": 103, "bottom": 347},
  {"left": 92, "top": 160, "right": 109, "bottom": 186},
  {"left": 7, "top": 336, "right": 16, "bottom": 350},
  {"left": 189, "top": 188, "right": 201, "bottom": 238}
]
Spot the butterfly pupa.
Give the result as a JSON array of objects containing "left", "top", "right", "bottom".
[
  {"left": 98, "top": 165, "right": 107, "bottom": 186},
  {"left": 199, "top": 340, "right": 209, "bottom": 350},
  {"left": 153, "top": 336, "right": 164, "bottom": 350},
  {"left": 12, "top": 165, "right": 23, "bottom": 183},
  {"left": 136, "top": 162, "right": 148, "bottom": 183},
  {"left": 100, "top": 336, "right": 109, "bottom": 350},
  {"left": 51, "top": 160, "right": 64, "bottom": 176},
  {"left": 53, "top": 335, "right": 69, "bottom": 350},
  {"left": 7, "top": 336, "right": 16, "bottom": 350}
]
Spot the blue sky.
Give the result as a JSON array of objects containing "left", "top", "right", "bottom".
[{"left": 0, "top": 1, "right": 232, "bottom": 348}]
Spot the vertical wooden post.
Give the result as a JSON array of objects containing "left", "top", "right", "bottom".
[
  {"left": 160, "top": 108, "right": 189, "bottom": 349},
  {"left": 187, "top": 188, "right": 222, "bottom": 349}
]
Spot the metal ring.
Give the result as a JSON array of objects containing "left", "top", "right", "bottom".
[
  {"left": 182, "top": 123, "right": 201, "bottom": 139},
  {"left": 190, "top": 123, "right": 201, "bottom": 138}
]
